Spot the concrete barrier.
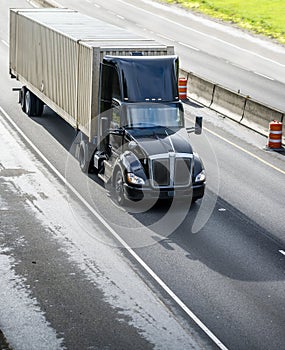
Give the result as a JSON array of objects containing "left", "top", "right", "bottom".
[
  {"left": 179, "top": 69, "right": 188, "bottom": 80},
  {"left": 210, "top": 85, "right": 245, "bottom": 123},
  {"left": 241, "top": 98, "right": 284, "bottom": 136},
  {"left": 186, "top": 73, "right": 215, "bottom": 107}
]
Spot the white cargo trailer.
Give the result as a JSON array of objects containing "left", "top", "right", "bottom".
[{"left": 9, "top": 8, "right": 174, "bottom": 141}]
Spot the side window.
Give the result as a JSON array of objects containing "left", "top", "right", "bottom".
[
  {"left": 112, "top": 71, "right": 120, "bottom": 100},
  {"left": 100, "top": 64, "right": 121, "bottom": 102}
]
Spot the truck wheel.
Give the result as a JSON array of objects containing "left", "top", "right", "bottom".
[
  {"left": 24, "top": 90, "right": 37, "bottom": 116},
  {"left": 24, "top": 90, "right": 44, "bottom": 116},
  {"left": 114, "top": 169, "right": 126, "bottom": 206},
  {"left": 79, "top": 141, "right": 90, "bottom": 173},
  {"left": 20, "top": 87, "right": 26, "bottom": 112},
  {"left": 35, "top": 99, "right": 44, "bottom": 116}
]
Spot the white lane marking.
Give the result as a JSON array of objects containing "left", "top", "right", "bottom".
[
  {"left": 94, "top": 3, "right": 101, "bottom": 8},
  {"left": 178, "top": 42, "right": 200, "bottom": 51},
  {"left": 231, "top": 62, "right": 251, "bottom": 72},
  {"left": 1, "top": 40, "right": 9, "bottom": 47},
  {"left": 279, "top": 250, "right": 285, "bottom": 256},
  {"left": 0, "top": 104, "right": 229, "bottom": 350},
  {"left": 156, "top": 34, "right": 175, "bottom": 42},
  {"left": 116, "top": 14, "right": 125, "bottom": 20},
  {"left": 254, "top": 71, "right": 274, "bottom": 80},
  {"left": 116, "top": 0, "right": 285, "bottom": 68}
]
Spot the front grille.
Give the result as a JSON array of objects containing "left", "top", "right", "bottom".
[
  {"left": 152, "top": 158, "right": 170, "bottom": 186},
  {"left": 150, "top": 154, "right": 192, "bottom": 188},
  {"left": 174, "top": 158, "right": 191, "bottom": 186}
]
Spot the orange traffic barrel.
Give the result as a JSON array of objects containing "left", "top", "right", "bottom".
[
  {"left": 267, "top": 120, "right": 283, "bottom": 149},
  {"left": 178, "top": 77, "right": 187, "bottom": 100}
]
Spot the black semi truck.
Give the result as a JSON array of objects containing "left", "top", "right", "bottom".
[{"left": 10, "top": 8, "right": 205, "bottom": 205}]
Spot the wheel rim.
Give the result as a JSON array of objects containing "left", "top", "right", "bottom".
[{"left": 25, "top": 91, "right": 31, "bottom": 115}]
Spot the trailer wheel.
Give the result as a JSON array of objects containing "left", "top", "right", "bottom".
[
  {"left": 24, "top": 90, "right": 36, "bottom": 116},
  {"left": 114, "top": 169, "right": 126, "bottom": 206},
  {"left": 24, "top": 90, "right": 44, "bottom": 116},
  {"left": 79, "top": 141, "right": 90, "bottom": 173},
  {"left": 35, "top": 99, "right": 44, "bottom": 116},
  {"left": 20, "top": 87, "right": 26, "bottom": 112}
]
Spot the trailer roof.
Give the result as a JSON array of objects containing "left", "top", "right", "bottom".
[{"left": 12, "top": 8, "right": 166, "bottom": 48}]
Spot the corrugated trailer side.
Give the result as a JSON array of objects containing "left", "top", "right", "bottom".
[
  {"left": 10, "top": 9, "right": 174, "bottom": 141},
  {"left": 10, "top": 9, "right": 80, "bottom": 128}
]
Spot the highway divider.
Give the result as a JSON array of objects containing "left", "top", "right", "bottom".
[{"left": 180, "top": 69, "right": 284, "bottom": 145}]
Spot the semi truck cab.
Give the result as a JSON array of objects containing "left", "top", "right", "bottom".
[{"left": 92, "top": 55, "right": 206, "bottom": 204}]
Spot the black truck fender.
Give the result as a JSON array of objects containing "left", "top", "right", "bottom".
[{"left": 113, "top": 150, "right": 147, "bottom": 186}]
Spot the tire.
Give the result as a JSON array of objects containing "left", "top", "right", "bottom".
[
  {"left": 78, "top": 141, "right": 90, "bottom": 173},
  {"left": 20, "top": 86, "right": 26, "bottom": 112},
  {"left": 25, "top": 90, "right": 36, "bottom": 116},
  {"left": 35, "top": 99, "right": 44, "bottom": 116},
  {"left": 24, "top": 89, "right": 44, "bottom": 116},
  {"left": 114, "top": 169, "right": 126, "bottom": 206}
]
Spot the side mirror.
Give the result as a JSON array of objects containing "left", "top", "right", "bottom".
[
  {"left": 195, "top": 116, "right": 203, "bottom": 135},
  {"left": 186, "top": 116, "right": 203, "bottom": 134}
]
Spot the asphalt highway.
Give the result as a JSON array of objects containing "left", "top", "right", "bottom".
[{"left": 0, "top": 1, "right": 285, "bottom": 349}]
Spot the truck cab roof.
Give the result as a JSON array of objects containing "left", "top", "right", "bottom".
[{"left": 103, "top": 55, "right": 179, "bottom": 103}]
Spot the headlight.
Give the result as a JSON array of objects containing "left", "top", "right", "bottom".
[
  {"left": 195, "top": 169, "right": 206, "bottom": 183},
  {"left": 127, "top": 172, "right": 145, "bottom": 185}
]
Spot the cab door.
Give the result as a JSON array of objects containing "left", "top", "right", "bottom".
[{"left": 102, "top": 103, "right": 125, "bottom": 182}]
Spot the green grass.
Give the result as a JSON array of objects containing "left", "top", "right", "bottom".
[{"left": 163, "top": 0, "right": 285, "bottom": 44}]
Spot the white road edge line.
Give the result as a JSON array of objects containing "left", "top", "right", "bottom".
[
  {"left": 279, "top": 250, "right": 285, "bottom": 256},
  {"left": 0, "top": 104, "right": 228, "bottom": 350}
]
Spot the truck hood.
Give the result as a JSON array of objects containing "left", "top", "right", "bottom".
[{"left": 128, "top": 128, "right": 193, "bottom": 157}]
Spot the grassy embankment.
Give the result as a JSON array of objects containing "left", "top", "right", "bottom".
[{"left": 163, "top": 0, "right": 285, "bottom": 45}]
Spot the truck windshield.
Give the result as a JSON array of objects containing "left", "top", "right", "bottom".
[{"left": 125, "top": 103, "right": 183, "bottom": 129}]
